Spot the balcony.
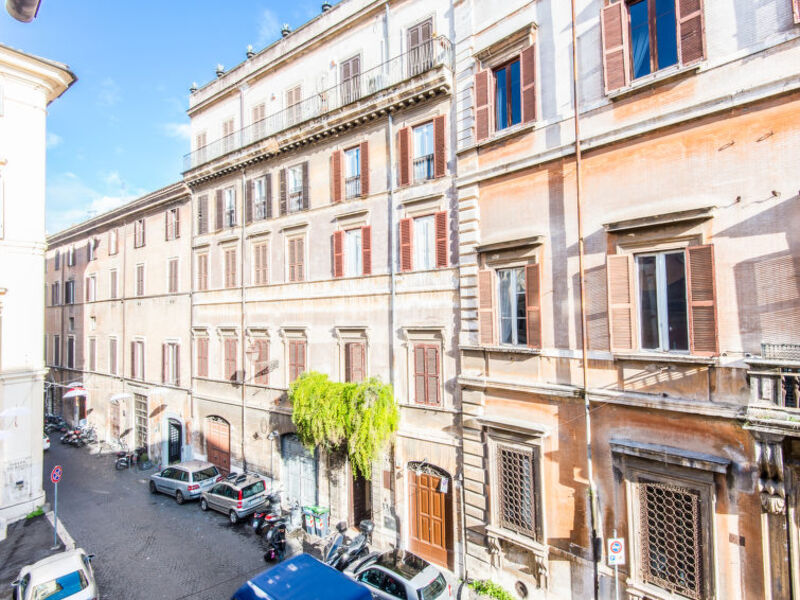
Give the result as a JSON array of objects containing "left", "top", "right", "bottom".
[
  {"left": 745, "top": 344, "right": 800, "bottom": 434},
  {"left": 184, "top": 36, "right": 452, "bottom": 173}
]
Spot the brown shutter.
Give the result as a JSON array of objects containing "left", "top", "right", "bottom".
[
  {"left": 434, "top": 211, "right": 447, "bottom": 268},
  {"left": 399, "top": 218, "right": 413, "bottom": 272},
  {"left": 345, "top": 343, "right": 353, "bottom": 382},
  {"left": 520, "top": 44, "right": 536, "bottom": 123},
  {"left": 331, "top": 151, "right": 343, "bottom": 204},
  {"left": 175, "top": 344, "right": 180, "bottom": 387},
  {"left": 301, "top": 161, "right": 309, "bottom": 210},
  {"left": 215, "top": 189, "right": 224, "bottom": 231},
  {"left": 795, "top": 0, "right": 800, "bottom": 24},
  {"left": 162, "top": 343, "right": 167, "bottom": 384},
  {"left": 475, "top": 69, "right": 491, "bottom": 142},
  {"left": 279, "top": 169, "right": 287, "bottom": 215},
  {"left": 142, "top": 219, "right": 146, "bottom": 246},
  {"left": 525, "top": 263, "right": 542, "bottom": 349},
  {"left": 426, "top": 347, "right": 440, "bottom": 405},
  {"left": 360, "top": 141, "right": 369, "bottom": 196},
  {"left": 131, "top": 341, "right": 136, "bottom": 377},
  {"left": 265, "top": 173, "right": 273, "bottom": 219},
  {"left": 254, "top": 243, "right": 261, "bottom": 284},
  {"left": 333, "top": 231, "right": 344, "bottom": 278},
  {"left": 361, "top": 226, "right": 372, "bottom": 276},
  {"left": 174, "top": 209, "right": 180, "bottom": 238},
  {"left": 433, "top": 115, "right": 446, "bottom": 178},
  {"left": 413, "top": 346, "right": 426, "bottom": 403},
  {"left": 198, "top": 195, "right": 208, "bottom": 235},
  {"left": 686, "top": 244, "right": 718, "bottom": 356},
  {"left": 606, "top": 254, "right": 635, "bottom": 351},
  {"left": 478, "top": 270, "right": 494, "bottom": 345},
  {"left": 601, "top": 1, "right": 630, "bottom": 94},
  {"left": 297, "top": 237, "right": 305, "bottom": 281},
  {"left": 165, "top": 211, "right": 170, "bottom": 241},
  {"left": 677, "top": 0, "right": 705, "bottom": 65},
  {"left": 245, "top": 179, "right": 254, "bottom": 224},
  {"left": 398, "top": 127, "right": 410, "bottom": 186}
]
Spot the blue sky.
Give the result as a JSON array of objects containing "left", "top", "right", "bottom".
[{"left": 1, "top": 0, "right": 332, "bottom": 233}]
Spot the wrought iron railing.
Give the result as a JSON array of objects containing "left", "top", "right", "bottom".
[
  {"left": 184, "top": 36, "right": 452, "bottom": 171},
  {"left": 413, "top": 154, "right": 434, "bottom": 182},
  {"left": 345, "top": 176, "right": 361, "bottom": 199}
]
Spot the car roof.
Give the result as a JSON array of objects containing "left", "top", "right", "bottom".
[
  {"left": 370, "top": 549, "right": 433, "bottom": 583},
  {"left": 20, "top": 549, "right": 87, "bottom": 585},
  {"left": 225, "top": 474, "right": 264, "bottom": 489},
  {"left": 173, "top": 460, "right": 215, "bottom": 472}
]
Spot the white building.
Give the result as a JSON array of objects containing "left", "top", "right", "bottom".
[{"left": 0, "top": 43, "right": 74, "bottom": 523}]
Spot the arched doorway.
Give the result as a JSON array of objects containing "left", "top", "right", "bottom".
[
  {"left": 281, "top": 433, "right": 318, "bottom": 508},
  {"left": 205, "top": 416, "right": 230, "bottom": 474},
  {"left": 408, "top": 462, "right": 452, "bottom": 568},
  {"left": 167, "top": 419, "right": 182, "bottom": 464}
]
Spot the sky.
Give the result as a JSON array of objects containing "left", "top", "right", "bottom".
[{"left": 1, "top": 0, "right": 334, "bottom": 233}]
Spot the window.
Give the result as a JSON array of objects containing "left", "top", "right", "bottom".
[
  {"left": 399, "top": 212, "right": 447, "bottom": 272},
  {"left": 497, "top": 268, "right": 526, "bottom": 346},
  {"left": 67, "top": 245, "right": 75, "bottom": 266},
  {"left": 222, "top": 187, "right": 236, "bottom": 227},
  {"left": 478, "top": 263, "right": 541, "bottom": 349},
  {"left": 54, "top": 335, "right": 60, "bottom": 367},
  {"left": 196, "top": 337, "right": 209, "bottom": 378},
  {"left": 252, "top": 102, "right": 266, "bottom": 138},
  {"left": 162, "top": 342, "right": 180, "bottom": 386},
  {"left": 134, "top": 393, "right": 148, "bottom": 448},
  {"left": 197, "top": 195, "right": 209, "bottom": 235},
  {"left": 131, "top": 340, "right": 145, "bottom": 380},
  {"left": 88, "top": 337, "right": 96, "bottom": 371},
  {"left": 54, "top": 250, "right": 61, "bottom": 270},
  {"left": 340, "top": 55, "right": 361, "bottom": 105},
  {"left": 165, "top": 207, "right": 180, "bottom": 240},
  {"left": 253, "top": 339, "right": 270, "bottom": 384},
  {"left": 135, "top": 264, "right": 145, "bottom": 297},
  {"left": 344, "top": 229, "right": 363, "bottom": 277},
  {"left": 413, "top": 345, "right": 440, "bottom": 405},
  {"left": 197, "top": 253, "right": 208, "bottom": 291},
  {"left": 495, "top": 442, "right": 541, "bottom": 540},
  {"left": 134, "top": 219, "right": 145, "bottom": 248},
  {"left": 636, "top": 251, "right": 688, "bottom": 352},
  {"left": 334, "top": 227, "right": 371, "bottom": 278},
  {"left": 168, "top": 258, "right": 179, "bottom": 294},
  {"left": 67, "top": 336, "right": 75, "bottom": 369},
  {"left": 224, "top": 338, "right": 238, "bottom": 382},
  {"left": 629, "top": 0, "right": 678, "bottom": 80},
  {"left": 109, "top": 269, "right": 118, "bottom": 299},
  {"left": 68, "top": 317, "right": 74, "bottom": 331},
  {"left": 345, "top": 342, "right": 366, "bottom": 382},
  {"left": 288, "top": 339, "right": 306, "bottom": 382},
  {"left": 196, "top": 131, "right": 207, "bottom": 164},
  {"left": 85, "top": 275, "right": 96, "bottom": 302},
  {"left": 253, "top": 242, "right": 269, "bottom": 285},
  {"left": 413, "top": 215, "right": 435, "bottom": 271},
  {"left": 287, "top": 236, "right": 305, "bottom": 282},
  {"left": 224, "top": 248, "right": 237, "bottom": 288},
  {"left": 51, "top": 282, "right": 60, "bottom": 306},
  {"left": 412, "top": 123, "right": 434, "bottom": 182},
  {"left": 286, "top": 85, "right": 302, "bottom": 126},
  {"left": 108, "top": 229, "right": 118, "bottom": 255},
  {"left": 494, "top": 59, "right": 521, "bottom": 131},
  {"left": 109, "top": 337, "right": 117, "bottom": 375},
  {"left": 87, "top": 238, "right": 98, "bottom": 261},
  {"left": 407, "top": 18, "right": 433, "bottom": 77},
  {"left": 65, "top": 280, "right": 75, "bottom": 305},
  {"left": 287, "top": 165, "right": 304, "bottom": 213},
  {"left": 345, "top": 147, "right": 361, "bottom": 199},
  {"left": 254, "top": 176, "right": 268, "bottom": 220},
  {"left": 222, "top": 118, "right": 235, "bottom": 153}
]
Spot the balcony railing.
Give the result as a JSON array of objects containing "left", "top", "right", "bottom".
[
  {"left": 345, "top": 175, "right": 361, "bottom": 199},
  {"left": 185, "top": 36, "right": 452, "bottom": 172},
  {"left": 413, "top": 154, "right": 434, "bottom": 182}
]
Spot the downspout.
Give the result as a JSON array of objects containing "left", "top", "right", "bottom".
[
  {"left": 240, "top": 168, "right": 248, "bottom": 473},
  {"left": 569, "top": 2, "right": 600, "bottom": 598},
  {"left": 189, "top": 186, "right": 196, "bottom": 461},
  {"left": 385, "top": 2, "right": 396, "bottom": 393}
]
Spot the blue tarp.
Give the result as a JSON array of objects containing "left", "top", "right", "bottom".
[{"left": 231, "top": 554, "right": 372, "bottom": 600}]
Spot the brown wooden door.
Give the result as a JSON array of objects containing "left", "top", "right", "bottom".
[
  {"left": 351, "top": 473, "right": 371, "bottom": 526},
  {"left": 206, "top": 419, "right": 230, "bottom": 474},
  {"left": 409, "top": 471, "right": 449, "bottom": 567}
]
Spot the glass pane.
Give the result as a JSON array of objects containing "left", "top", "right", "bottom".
[
  {"left": 655, "top": 0, "right": 678, "bottom": 70},
  {"left": 413, "top": 216, "right": 434, "bottom": 270},
  {"left": 495, "top": 67, "right": 508, "bottom": 130},
  {"left": 413, "top": 123, "right": 433, "bottom": 158},
  {"left": 638, "top": 256, "right": 659, "bottom": 349},
  {"left": 630, "top": 0, "right": 651, "bottom": 79},
  {"left": 515, "top": 267, "right": 527, "bottom": 345},
  {"left": 345, "top": 147, "right": 359, "bottom": 178},
  {"left": 665, "top": 252, "right": 688, "bottom": 351},
  {"left": 498, "top": 270, "right": 513, "bottom": 345},
  {"left": 510, "top": 60, "right": 521, "bottom": 126},
  {"left": 345, "top": 229, "right": 362, "bottom": 277}
]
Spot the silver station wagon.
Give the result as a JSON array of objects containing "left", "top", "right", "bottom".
[
  {"left": 148, "top": 461, "right": 221, "bottom": 504},
  {"left": 199, "top": 473, "right": 268, "bottom": 524}
]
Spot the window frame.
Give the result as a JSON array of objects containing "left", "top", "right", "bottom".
[
  {"left": 164, "top": 341, "right": 180, "bottom": 386},
  {"left": 53, "top": 335, "right": 61, "bottom": 367},
  {"left": 109, "top": 269, "right": 118, "bottom": 300},
  {"left": 287, "top": 164, "right": 304, "bottom": 213},
  {"left": 496, "top": 266, "right": 527, "bottom": 347},
  {"left": 412, "top": 121, "right": 435, "bottom": 183},
  {"left": 633, "top": 249, "right": 689, "bottom": 353},
  {"left": 412, "top": 343, "right": 440, "bottom": 406},
  {"left": 344, "top": 146, "right": 361, "bottom": 199},
  {"left": 134, "top": 218, "right": 146, "bottom": 248},
  {"left": 167, "top": 257, "right": 180, "bottom": 294},
  {"left": 493, "top": 56, "right": 522, "bottom": 131},
  {"left": 224, "top": 247, "right": 237, "bottom": 289},
  {"left": 85, "top": 274, "right": 96, "bottom": 303},
  {"left": 196, "top": 252, "right": 209, "bottom": 291},
  {"left": 87, "top": 336, "right": 97, "bottom": 371},
  {"left": 626, "top": 0, "right": 679, "bottom": 80},
  {"left": 65, "top": 279, "right": 75, "bottom": 305},
  {"left": 223, "top": 337, "right": 238, "bottom": 382},
  {"left": 287, "top": 338, "right": 307, "bottom": 383},
  {"left": 224, "top": 187, "right": 236, "bottom": 228},
  {"left": 286, "top": 235, "right": 306, "bottom": 283},
  {"left": 254, "top": 176, "right": 268, "bottom": 220},
  {"left": 108, "top": 337, "right": 118, "bottom": 375},
  {"left": 66, "top": 336, "right": 75, "bottom": 369},
  {"left": 252, "top": 240, "right": 269, "bottom": 286},
  {"left": 135, "top": 263, "right": 145, "bottom": 297}
]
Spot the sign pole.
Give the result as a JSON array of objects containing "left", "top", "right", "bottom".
[
  {"left": 613, "top": 529, "right": 619, "bottom": 600},
  {"left": 53, "top": 481, "right": 58, "bottom": 549}
]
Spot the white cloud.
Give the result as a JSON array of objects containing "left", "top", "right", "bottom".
[
  {"left": 163, "top": 122, "right": 191, "bottom": 140},
  {"left": 97, "top": 77, "right": 121, "bottom": 107},
  {"left": 46, "top": 132, "right": 63, "bottom": 149},
  {"left": 257, "top": 8, "right": 280, "bottom": 47},
  {"left": 103, "top": 171, "right": 123, "bottom": 187}
]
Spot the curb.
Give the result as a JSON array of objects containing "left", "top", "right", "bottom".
[{"left": 45, "top": 511, "right": 75, "bottom": 550}]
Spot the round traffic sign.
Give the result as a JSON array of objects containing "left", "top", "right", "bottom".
[
  {"left": 610, "top": 541, "right": 622, "bottom": 554},
  {"left": 50, "top": 465, "right": 62, "bottom": 484}
]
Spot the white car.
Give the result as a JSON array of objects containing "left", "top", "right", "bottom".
[
  {"left": 347, "top": 549, "right": 452, "bottom": 600},
  {"left": 43, "top": 434, "right": 50, "bottom": 451},
  {"left": 13, "top": 548, "right": 97, "bottom": 600}
]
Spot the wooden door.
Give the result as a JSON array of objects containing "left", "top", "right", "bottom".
[
  {"left": 206, "top": 418, "right": 230, "bottom": 474},
  {"left": 409, "top": 471, "right": 449, "bottom": 567}
]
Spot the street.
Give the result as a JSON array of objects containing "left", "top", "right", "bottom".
[{"left": 42, "top": 443, "right": 272, "bottom": 600}]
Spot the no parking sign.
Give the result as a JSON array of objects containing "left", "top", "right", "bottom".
[
  {"left": 607, "top": 537, "right": 625, "bottom": 566},
  {"left": 50, "top": 465, "right": 62, "bottom": 484}
]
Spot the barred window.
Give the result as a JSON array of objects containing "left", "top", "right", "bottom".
[
  {"left": 638, "top": 479, "right": 704, "bottom": 599},
  {"left": 496, "top": 442, "right": 540, "bottom": 540}
]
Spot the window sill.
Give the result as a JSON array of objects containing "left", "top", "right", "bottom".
[
  {"left": 613, "top": 352, "right": 715, "bottom": 366},
  {"left": 485, "top": 525, "right": 546, "bottom": 558},
  {"left": 607, "top": 63, "right": 701, "bottom": 101},
  {"left": 625, "top": 581, "right": 697, "bottom": 600},
  {"left": 460, "top": 344, "right": 541, "bottom": 356},
  {"left": 471, "top": 121, "right": 537, "bottom": 153}
]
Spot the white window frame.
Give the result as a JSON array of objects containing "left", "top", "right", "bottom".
[
  {"left": 634, "top": 250, "right": 689, "bottom": 353},
  {"left": 344, "top": 228, "right": 363, "bottom": 278},
  {"left": 254, "top": 176, "right": 267, "bottom": 220},
  {"left": 412, "top": 214, "right": 435, "bottom": 271},
  {"left": 224, "top": 187, "right": 236, "bottom": 227},
  {"left": 85, "top": 274, "right": 96, "bottom": 302},
  {"left": 496, "top": 266, "right": 527, "bottom": 347},
  {"left": 287, "top": 165, "right": 303, "bottom": 213},
  {"left": 412, "top": 122, "right": 434, "bottom": 182},
  {"left": 67, "top": 245, "right": 75, "bottom": 266},
  {"left": 344, "top": 147, "right": 361, "bottom": 199},
  {"left": 165, "top": 341, "right": 180, "bottom": 386}
]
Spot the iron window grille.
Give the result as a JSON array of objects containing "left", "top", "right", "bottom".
[
  {"left": 134, "top": 394, "right": 148, "bottom": 448},
  {"left": 496, "top": 442, "right": 541, "bottom": 540}
]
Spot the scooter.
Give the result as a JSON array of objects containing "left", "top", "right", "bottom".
[
  {"left": 252, "top": 491, "right": 282, "bottom": 535},
  {"left": 115, "top": 446, "right": 145, "bottom": 470},
  {"left": 263, "top": 518, "right": 287, "bottom": 562},
  {"left": 324, "top": 519, "right": 374, "bottom": 572}
]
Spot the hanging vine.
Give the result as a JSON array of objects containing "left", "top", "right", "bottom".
[{"left": 289, "top": 372, "right": 399, "bottom": 478}]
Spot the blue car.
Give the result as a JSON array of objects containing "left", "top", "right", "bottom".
[{"left": 231, "top": 553, "right": 372, "bottom": 600}]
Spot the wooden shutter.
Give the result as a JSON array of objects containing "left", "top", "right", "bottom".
[
  {"left": 279, "top": 169, "right": 287, "bottom": 215},
  {"left": 197, "top": 338, "right": 208, "bottom": 378},
  {"left": 677, "top": 0, "right": 705, "bottom": 65},
  {"left": 164, "top": 211, "right": 170, "bottom": 241},
  {"left": 478, "top": 270, "right": 494, "bottom": 345},
  {"left": 215, "top": 190, "right": 224, "bottom": 231},
  {"left": 525, "top": 263, "right": 542, "bottom": 349},
  {"left": 434, "top": 211, "right": 447, "bottom": 268},
  {"left": 109, "top": 339, "right": 116, "bottom": 375},
  {"left": 795, "top": 0, "right": 800, "bottom": 24},
  {"left": 245, "top": 179, "right": 254, "bottom": 224},
  {"left": 433, "top": 115, "right": 446, "bottom": 178},
  {"left": 399, "top": 218, "right": 413, "bottom": 272},
  {"left": 475, "top": 69, "right": 491, "bottom": 142},
  {"left": 398, "top": 127, "right": 410, "bottom": 186},
  {"left": 162, "top": 343, "right": 167, "bottom": 383},
  {"left": 198, "top": 195, "right": 208, "bottom": 235},
  {"left": 141, "top": 220, "right": 146, "bottom": 246},
  {"left": 297, "top": 237, "right": 305, "bottom": 281},
  {"left": 175, "top": 345, "right": 180, "bottom": 386},
  {"left": 301, "top": 162, "right": 309, "bottom": 210},
  {"left": 606, "top": 254, "right": 635, "bottom": 351},
  {"left": 686, "top": 244, "right": 718, "bottom": 356},
  {"left": 601, "top": 1, "right": 630, "bottom": 94},
  {"left": 131, "top": 341, "right": 136, "bottom": 378},
  {"left": 265, "top": 173, "right": 273, "bottom": 218},
  {"left": 174, "top": 209, "right": 180, "bottom": 238},
  {"left": 413, "top": 346, "right": 426, "bottom": 403},
  {"left": 361, "top": 226, "right": 372, "bottom": 276},
  {"left": 254, "top": 243, "right": 262, "bottom": 284},
  {"left": 520, "top": 44, "right": 536, "bottom": 123},
  {"left": 425, "top": 347, "right": 440, "bottom": 405},
  {"left": 331, "top": 150, "right": 343, "bottom": 204},
  {"left": 360, "top": 141, "right": 369, "bottom": 196},
  {"left": 333, "top": 231, "right": 344, "bottom": 278}
]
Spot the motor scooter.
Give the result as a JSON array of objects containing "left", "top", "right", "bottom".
[
  {"left": 252, "top": 491, "right": 281, "bottom": 535},
  {"left": 324, "top": 519, "right": 374, "bottom": 572},
  {"left": 263, "top": 518, "right": 287, "bottom": 562}
]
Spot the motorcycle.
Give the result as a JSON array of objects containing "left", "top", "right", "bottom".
[
  {"left": 60, "top": 429, "right": 79, "bottom": 444},
  {"left": 252, "top": 491, "right": 282, "bottom": 535},
  {"left": 324, "top": 519, "right": 374, "bottom": 572},
  {"left": 263, "top": 518, "right": 287, "bottom": 562},
  {"left": 115, "top": 446, "right": 145, "bottom": 470}
]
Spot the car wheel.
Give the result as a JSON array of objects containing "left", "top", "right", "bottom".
[
  {"left": 175, "top": 491, "right": 184, "bottom": 505},
  {"left": 229, "top": 510, "right": 239, "bottom": 525},
  {"left": 200, "top": 498, "right": 208, "bottom": 511},
  {"left": 149, "top": 481, "right": 157, "bottom": 494}
]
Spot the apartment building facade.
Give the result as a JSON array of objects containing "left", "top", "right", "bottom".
[
  {"left": 453, "top": 0, "right": 800, "bottom": 598},
  {"left": 45, "top": 183, "right": 193, "bottom": 468}
]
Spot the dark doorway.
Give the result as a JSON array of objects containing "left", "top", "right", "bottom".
[
  {"left": 168, "top": 419, "right": 182, "bottom": 464},
  {"left": 350, "top": 470, "right": 372, "bottom": 526}
]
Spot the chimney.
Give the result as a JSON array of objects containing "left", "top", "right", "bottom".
[
  {"left": 281, "top": 23, "right": 291, "bottom": 37},
  {"left": 246, "top": 45, "right": 255, "bottom": 59},
  {"left": 190, "top": 82, "right": 198, "bottom": 93},
  {"left": 322, "top": 1, "right": 332, "bottom": 11},
  {"left": 216, "top": 64, "right": 225, "bottom": 78}
]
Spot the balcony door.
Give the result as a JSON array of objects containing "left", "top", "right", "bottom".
[
  {"left": 407, "top": 18, "right": 433, "bottom": 77},
  {"left": 340, "top": 55, "right": 361, "bottom": 105}
]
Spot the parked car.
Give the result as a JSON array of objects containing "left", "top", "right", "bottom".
[
  {"left": 12, "top": 548, "right": 97, "bottom": 600},
  {"left": 200, "top": 473, "right": 268, "bottom": 523},
  {"left": 43, "top": 434, "right": 50, "bottom": 451},
  {"left": 347, "top": 549, "right": 452, "bottom": 600},
  {"left": 148, "top": 461, "right": 221, "bottom": 504}
]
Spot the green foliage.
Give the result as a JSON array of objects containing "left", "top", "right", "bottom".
[
  {"left": 26, "top": 506, "right": 44, "bottom": 519},
  {"left": 289, "top": 372, "right": 399, "bottom": 478},
  {"left": 468, "top": 579, "right": 516, "bottom": 600}
]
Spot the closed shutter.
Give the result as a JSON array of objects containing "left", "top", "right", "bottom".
[
  {"left": 265, "top": 173, "right": 273, "bottom": 219},
  {"left": 677, "top": 0, "right": 705, "bottom": 65},
  {"left": 254, "top": 243, "right": 262, "bottom": 284},
  {"left": 478, "top": 270, "right": 494, "bottom": 345},
  {"left": 520, "top": 44, "right": 536, "bottom": 123},
  {"left": 399, "top": 218, "right": 413, "bottom": 272},
  {"left": 606, "top": 254, "right": 635, "bottom": 351},
  {"left": 174, "top": 345, "right": 180, "bottom": 386},
  {"left": 110, "top": 270, "right": 117, "bottom": 299},
  {"left": 433, "top": 115, "right": 446, "bottom": 178},
  {"left": 795, "top": 0, "right": 800, "bottom": 24},
  {"left": 686, "top": 244, "right": 718, "bottom": 356},
  {"left": 109, "top": 339, "right": 116, "bottom": 375},
  {"left": 225, "top": 339, "right": 237, "bottom": 381},
  {"left": 475, "top": 69, "right": 491, "bottom": 142},
  {"left": 413, "top": 346, "right": 426, "bottom": 403},
  {"left": 256, "top": 340, "right": 270, "bottom": 384},
  {"left": 425, "top": 346, "right": 440, "bottom": 405},
  {"left": 141, "top": 220, "right": 146, "bottom": 246},
  {"left": 245, "top": 179, "right": 254, "bottom": 224},
  {"left": 331, "top": 151, "right": 343, "bottom": 204},
  {"left": 131, "top": 341, "right": 136, "bottom": 378},
  {"left": 434, "top": 211, "right": 447, "bottom": 268},
  {"left": 279, "top": 169, "right": 287, "bottom": 215},
  {"left": 162, "top": 343, "right": 167, "bottom": 383},
  {"left": 197, "top": 338, "right": 208, "bottom": 378},
  {"left": 360, "top": 141, "right": 369, "bottom": 196},
  {"left": 601, "top": 1, "right": 630, "bottom": 94},
  {"left": 301, "top": 162, "right": 309, "bottom": 210},
  {"left": 525, "top": 263, "right": 542, "bottom": 349},
  {"left": 198, "top": 195, "right": 208, "bottom": 235},
  {"left": 164, "top": 211, "right": 170, "bottom": 241},
  {"left": 297, "top": 237, "right": 305, "bottom": 281},
  {"left": 361, "top": 226, "right": 372, "bottom": 276},
  {"left": 398, "top": 127, "right": 410, "bottom": 186},
  {"left": 333, "top": 231, "right": 344, "bottom": 278},
  {"left": 174, "top": 209, "right": 180, "bottom": 238},
  {"left": 215, "top": 190, "right": 224, "bottom": 231}
]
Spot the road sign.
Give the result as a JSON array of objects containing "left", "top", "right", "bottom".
[
  {"left": 607, "top": 537, "right": 625, "bottom": 566},
  {"left": 50, "top": 465, "right": 63, "bottom": 484}
]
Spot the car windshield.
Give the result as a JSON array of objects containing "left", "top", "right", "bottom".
[
  {"left": 32, "top": 570, "right": 88, "bottom": 600},
  {"left": 242, "top": 480, "right": 265, "bottom": 498},
  {"left": 192, "top": 466, "right": 219, "bottom": 482},
  {"left": 418, "top": 573, "right": 447, "bottom": 600}
]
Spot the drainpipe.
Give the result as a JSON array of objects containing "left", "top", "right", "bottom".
[
  {"left": 189, "top": 186, "right": 196, "bottom": 461},
  {"left": 384, "top": 2, "right": 396, "bottom": 393},
  {"left": 121, "top": 220, "right": 127, "bottom": 438},
  {"left": 569, "top": 2, "right": 600, "bottom": 598},
  {"left": 240, "top": 168, "right": 248, "bottom": 473}
]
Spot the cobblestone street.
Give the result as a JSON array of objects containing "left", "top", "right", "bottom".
[{"left": 43, "top": 443, "right": 273, "bottom": 600}]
